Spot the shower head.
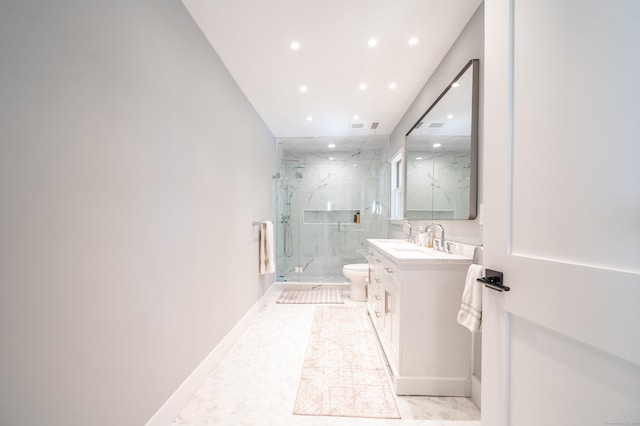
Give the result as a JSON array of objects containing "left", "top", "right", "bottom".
[
  {"left": 272, "top": 172, "right": 281, "bottom": 180},
  {"left": 295, "top": 171, "right": 303, "bottom": 179}
]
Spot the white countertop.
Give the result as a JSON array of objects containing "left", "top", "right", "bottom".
[{"left": 367, "top": 239, "right": 473, "bottom": 264}]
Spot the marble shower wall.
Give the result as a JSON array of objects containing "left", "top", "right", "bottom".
[
  {"left": 406, "top": 148, "right": 471, "bottom": 220},
  {"left": 276, "top": 137, "right": 389, "bottom": 282}
]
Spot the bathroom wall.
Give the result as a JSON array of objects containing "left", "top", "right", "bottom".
[
  {"left": 388, "top": 3, "right": 485, "bottom": 407},
  {"left": 276, "top": 137, "right": 389, "bottom": 282},
  {"left": 389, "top": 3, "right": 484, "bottom": 245},
  {"left": 0, "top": 1, "right": 275, "bottom": 425}
]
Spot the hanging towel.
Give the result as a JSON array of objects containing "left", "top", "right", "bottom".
[
  {"left": 259, "top": 221, "right": 275, "bottom": 275},
  {"left": 457, "top": 264, "right": 485, "bottom": 332}
]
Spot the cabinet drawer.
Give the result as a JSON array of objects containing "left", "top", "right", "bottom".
[
  {"left": 381, "top": 260, "right": 399, "bottom": 287},
  {"left": 369, "top": 249, "right": 384, "bottom": 266},
  {"left": 367, "top": 281, "right": 384, "bottom": 326}
]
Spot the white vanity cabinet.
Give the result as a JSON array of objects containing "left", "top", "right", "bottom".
[
  {"left": 367, "top": 248, "right": 400, "bottom": 367},
  {"left": 366, "top": 239, "right": 472, "bottom": 397}
]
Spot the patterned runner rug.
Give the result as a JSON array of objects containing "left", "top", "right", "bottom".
[
  {"left": 293, "top": 306, "right": 400, "bottom": 419},
  {"left": 276, "top": 288, "right": 344, "bottom": 304}
]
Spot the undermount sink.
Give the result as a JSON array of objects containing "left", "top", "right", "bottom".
[
  {"left": 390, "top": 245, "right": 424, "bottom": 252},
  {"left": 368, "top": 239, "right": 472, "bottom": 262}
]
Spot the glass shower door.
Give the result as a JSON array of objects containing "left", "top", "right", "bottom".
[{"left": 275, "top": 138, "right": 389, "bottom": 283}]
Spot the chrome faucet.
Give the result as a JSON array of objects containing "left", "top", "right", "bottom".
[
  {"left": 402, "top": 219, "right": 412, "bottom": 241},
  {"left": 426, "top": 223, "right": 445, "bottom": 251}
]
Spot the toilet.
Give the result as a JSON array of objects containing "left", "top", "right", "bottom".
[{"left": 343, "top": 263, "right": 369, "bottom": 302}]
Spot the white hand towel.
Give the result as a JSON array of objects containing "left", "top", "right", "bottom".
[
  {"left": 259, "top": 221, "right": 275, "bottom": 275},
  {"left": 457, "top": 264, "right": 485, "bottom": 332}
]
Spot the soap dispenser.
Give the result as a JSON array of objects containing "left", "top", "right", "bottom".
[
  {"left": 426, "top": 228, "right": 434, "bottom": 248},
  {"left": 417, "top": 226, "right": 426, "bottom": 246}
]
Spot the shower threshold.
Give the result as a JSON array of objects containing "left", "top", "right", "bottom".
[{"left": 273, "top": 282, "right": 349, "bottom": 291}]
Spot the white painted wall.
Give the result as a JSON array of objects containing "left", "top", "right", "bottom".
[
  {"left": 390, "top": 3, "right": 484, "bottom": 245},
  {"left": 0, "top": 1, "right": 275, "bottom": 424}
]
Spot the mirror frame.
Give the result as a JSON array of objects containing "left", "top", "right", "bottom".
[{"left": 404, "top": 58, "right": 479, "bottom": 220}]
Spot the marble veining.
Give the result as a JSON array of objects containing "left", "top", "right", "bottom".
[
  {"left": 171, "top": 288, "right": 481, "bottom": 425},
  {"left": 406, "top": 148, "right": 471, "bottom": 220}
]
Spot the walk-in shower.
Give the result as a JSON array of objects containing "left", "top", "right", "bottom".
[{"left": 275, "top": 136, "right": 389, "bottom": 283}]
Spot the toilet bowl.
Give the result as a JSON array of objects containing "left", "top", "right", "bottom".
[{"left": 343, "top": 263, "right": 369, "bottom": 302}]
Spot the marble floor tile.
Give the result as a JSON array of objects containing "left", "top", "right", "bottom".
[{"left": 171, "top": 288, "right": 481, "bottom": 425}]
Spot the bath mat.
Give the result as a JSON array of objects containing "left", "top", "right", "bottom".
[
  {"left": 293, "top": 306, "right": 400, "bottom": 419},
  {"left": 276, "top": 288, "right": 344, "bottom": 304}
]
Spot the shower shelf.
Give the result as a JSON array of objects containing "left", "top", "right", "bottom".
[{"left": 303, "top": 209, "right": 361, "bottom": 225}]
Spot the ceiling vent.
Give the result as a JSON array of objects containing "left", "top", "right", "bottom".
[
  {"left": 350, "top": 122, "right": 365, "bottom": 129},
  {"left": 370, "top": 122, "right": 379, "bottom": 130},
  {"left": 429, "top": 122, "right": 445, "bottom": 128}
]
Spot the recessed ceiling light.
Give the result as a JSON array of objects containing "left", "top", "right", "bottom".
[
  {"left": 329, "top": 157, "right": 335, "bottom": 161},
  {"left": 447, "top": 114, "right": 453, "bottom": 119},
  {"left": 299, "top": 85, "right": 308, "bottom": 92},
  {"left": 307, "top": 116, "right": 313, "bottom": 121},
  {"left": 353, "top": 115, "right": 359, "bottom": 120},
  {"left": 290, "top": 41, "right": 300, "bottom": 50},
  {"left": 368, "top": 38, "right": 378, "bottom": 47},
  {"left": 359, "top": 83, "right": 367, "bottom": 90},
  {"left": 416, "top": 157, "right": 423, "bottom": 160},
  {"left": 451, "top": 82, "right": 459, "bottom": 88},
  {"left": 328, "top": 143, "right": 336, "bottom": 148},
  {"left": 408, "top": 37, "right": 418, "bottom": 46},
  {"left": 388, "top": 82, "right": 397, "bottom": 90},
  {"left": 433, "top": 143, "right": 441, "bottom": 148}
]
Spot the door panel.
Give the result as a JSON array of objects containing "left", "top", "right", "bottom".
[
  {"left": 510, "top": 0, "right": 640, "bottom": 272},
  {"left": 505, "top": 257, "right": 640, "bottom": 365},
  {"left": 483, "top": 0, "right": 640, "bottom": 424},
  {"left": 509, "top": 315, "right": 640, "bottom": 426}
]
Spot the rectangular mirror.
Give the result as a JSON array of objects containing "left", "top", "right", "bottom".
[{"left": 405, "top": 59, "right": 479, "bottom": 220}]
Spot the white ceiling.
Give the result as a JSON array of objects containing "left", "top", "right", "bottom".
[{"left": 181, "top": 0, "right": 482, "bottom": 138}]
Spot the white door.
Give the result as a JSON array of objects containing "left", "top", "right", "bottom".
[{"left": 483, "top": 1, "right": 640, "bottom": 425}]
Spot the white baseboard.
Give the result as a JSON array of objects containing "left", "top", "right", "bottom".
[
  {"left": 394, "top": 375, "right": 472, "bottom": 397},
  {"left": 145, "top": 284, "right": 276, "bottom": 426}
]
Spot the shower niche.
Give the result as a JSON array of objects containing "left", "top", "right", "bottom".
[
  {"left": 303, "top": 209, "right": 361, "bottom": 225},
  {"left": 275, "top": 137, "right": 389, "bottom": 283}
]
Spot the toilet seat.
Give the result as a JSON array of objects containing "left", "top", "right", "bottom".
[{"left": 343, "top": 263, "right": 369, "bottom": 272}]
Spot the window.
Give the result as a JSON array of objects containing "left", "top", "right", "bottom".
[{"left": 390, "top": 151, "right": 403, "bottom": 218}]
